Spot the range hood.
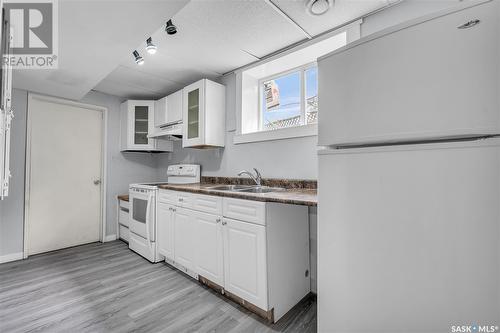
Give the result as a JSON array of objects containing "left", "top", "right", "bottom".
[{"left": 148, "top": 122, "right": 182, "bottom": 140}]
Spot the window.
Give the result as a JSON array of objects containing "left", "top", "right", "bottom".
[
  {"left": 235, "top": 22, "right": 359, "bottom": 144},
  {"left": 258, "top": 64, "right": 318, "bottom": 132}
]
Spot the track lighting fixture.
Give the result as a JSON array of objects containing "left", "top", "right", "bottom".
[
  {"left": 146, "top": 37, "right": 157, "bottom": 54},
  {"left": 165, "top": 19, "right": 177, "bottom": 35},
  {"left": 133, "top": 50, "right": 144, "bottom": 65}
]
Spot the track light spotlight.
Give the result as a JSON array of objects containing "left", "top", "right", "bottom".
[
  {"left": 133, "top": 50, "right": 144, "bottom": 65},
  {"left": 165, "top": 19, "right": 177, "bottom": 35},
  {"left": 146, "top": 37, "right": 157, "bottom": 54}
]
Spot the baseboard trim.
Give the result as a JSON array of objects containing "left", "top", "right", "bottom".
[
  {"left": 103, "top": 234, "right": 117, "bottom": 242},
  {"left": 0, "top": 252, "right": 24, "bottom": 264}
]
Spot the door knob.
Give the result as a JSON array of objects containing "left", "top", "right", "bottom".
[{"left": 93, "top": 179, "right": 101, "bottom": 185}]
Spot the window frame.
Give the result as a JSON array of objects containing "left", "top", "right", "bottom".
[
  {"left": 257, "top": 62, "right": 317, "bottom": 132},
  {"left": 233, "top": 20, "right": 361, "bottom": 145}
]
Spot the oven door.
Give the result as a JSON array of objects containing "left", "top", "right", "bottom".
[{"left": 129, "top": 187, "right": 156, "bottom": 242}]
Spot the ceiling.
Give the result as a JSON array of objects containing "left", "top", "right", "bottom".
[
  {"left": 94, "top": 0, "right": 397, "bottom": 100},
  {"left": 12, "top": 0, "right": 189, "bottom": 100},
  {"left": 12, "top": 0, "right": 397, "bottom": 101}
]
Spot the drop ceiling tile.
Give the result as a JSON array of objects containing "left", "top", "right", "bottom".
[
  {"left": 169, "top": 0, "right": 307, "bottom": 58},
  {"left": 104, "top": 66, "right": 184, "bottom": 95},
  {"left": 273, "top": 0, "right": 393, "bottom": 37},
  {"left": 93, "top": 78, "right": 163, "bottom": 100},
  {"left": 12, "top": 0, "right": 189, "bottom": 100}
]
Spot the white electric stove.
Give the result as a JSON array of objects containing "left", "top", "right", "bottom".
[{"left": 128, "top": 164, "right": 200, "bottom": 262}]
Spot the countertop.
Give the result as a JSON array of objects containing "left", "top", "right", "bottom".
[
  {"left": 117, "top": 194, "right": 129, "bottom": 202},
  {"left": 157, "top": 183, "right": 317, "bottom": 207}
]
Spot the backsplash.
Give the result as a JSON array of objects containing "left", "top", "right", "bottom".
[{"left": 201, "top": 176, "right": 317, "bottom": 189}]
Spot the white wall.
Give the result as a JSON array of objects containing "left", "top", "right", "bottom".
[
  {"left": 0, "top": 89, "right": 161, "bottom": 259},
  {"left": 157, "top": 74, "right": 318, "bottom": 180}
]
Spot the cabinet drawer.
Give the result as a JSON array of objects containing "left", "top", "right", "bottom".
[
  {"left": 158, "top": 189, "right": 176, "bottom": 204},
  {"left": 119, "top": 209, "right": 129, "bottom": 227},
  {"left": 119, "top": 225, "right": 129, "bottom": 243},
  {"left": 223, "top": 198, "right": 266, "bottom": 225},
  {"left": 176, "top": 192, "right": 193, "bottom": 208},
  {"left": 192, "top": 194, "right": 222, "bottom": 215},
  {"left": 119, "top": 199, "right": 129, "bottom": 210}
]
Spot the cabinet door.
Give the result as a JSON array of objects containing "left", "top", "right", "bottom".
[
  {"left": 128, "top": 101, "right": 155, "bottom": 150},
  {"left": 173, "top": 207, "right": 195, "bottom": 271},
  {"left": 166, "top": 89, "right": 183, "bottom": 125},
  {"left": 193, "top": 210, "right": 223, "bottom": 286},
  {"left": 154, "top": 97, "right": 168, "bottom": 128},
  {"left": 223, "top": 218, "right": 268, "bottom": 310},
  {"left": 182, "top": 80, "right": 205, "bottom": 147},
  {"left": 157, "top": 202, "right": 174, "bottom": 261}
]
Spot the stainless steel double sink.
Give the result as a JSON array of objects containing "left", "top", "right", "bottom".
[{"left": 206, "top": 184, "right": 286, "bottom": 193}]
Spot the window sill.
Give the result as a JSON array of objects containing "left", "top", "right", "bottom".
[{"left": 233, "top": 124, "right": 317, "bottom": 144}]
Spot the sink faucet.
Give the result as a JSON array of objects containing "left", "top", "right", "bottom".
[{"left": 237, "top": 168, "right": 262, "bottom": 186}]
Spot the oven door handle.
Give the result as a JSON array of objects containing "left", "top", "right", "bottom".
[{"left": 144, "top": 192, "right": 154, "bottom": 251}]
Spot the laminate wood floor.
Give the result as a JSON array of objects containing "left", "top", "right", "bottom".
[{"left": 0, "top": 241, "right": 316, "bottom": 333}]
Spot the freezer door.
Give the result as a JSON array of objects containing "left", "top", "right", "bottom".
[
  {"left": 318, "top": 1, "right": 500, "bottom": 146},
  {"left": 318, "top": 139, "right": 500, "bottom": 332}
]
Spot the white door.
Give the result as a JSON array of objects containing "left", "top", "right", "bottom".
[
  {"left": 26, "top": 95, "right": 103, "bottom": 255},
  {"left": 193, "top": 210, "right": 223, "bottom": 285},
  {"left": 223, "top": 217, "right": 268, "bottom": 310},
  {"left": 157, "top": 202, "right": 174, "bottom": 261},
  {"left": 318, "top": 139, "right": 500, "bottom": 332},
  {"left": 173, "top": 207, "right": 195, "bottom": 271}
]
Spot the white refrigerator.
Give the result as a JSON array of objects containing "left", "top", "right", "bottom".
[{"left": 317, "top": 1, "right": 499, "bottom": 332}]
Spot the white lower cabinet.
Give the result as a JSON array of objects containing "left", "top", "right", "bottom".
[
  {"left": 223, "top": 217, "right": 268, "bottom": 310},
  {"left": 193, "top": 210, "right": 224, "bottom": 286},
  {"left": 157, "top": 190, "right": 310, "bottom": 322},
  {"left": 173, "top": 207, "right": 196, "bottom": 272},
  {"left": 157, "top": 202, "right": 174, "bottom": 261}
]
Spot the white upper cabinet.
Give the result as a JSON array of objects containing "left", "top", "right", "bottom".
[
  {"left": 154, "top": 96, "right": 168, "bottom": 128},
  {"left": 167, "top": 90, "right": 183, "bottom": 125},
  {"left": 182, "top": 79, "right": 225, "bottom": 148},
  {"left": 318, "top": 0, "right": 500, "bottom": 146},
  {"left": 120, "top": 100, "right": 173, "bottom": 152},
  {"left": 154, "top": 89, "right": 183, "bottom": 128}
]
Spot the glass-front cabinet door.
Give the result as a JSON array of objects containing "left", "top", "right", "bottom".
[
  {"left": 187, "top": 89, "right": 199, "bottom": 140},
  {"left": 183, "top": 80, "right": 205, "bottom": 147},
  {"left": 134, "top": 105, "right": 149, "bottom": 145},
  {"left": 128, "top": 100, "right": 155, "bottom": 150}
]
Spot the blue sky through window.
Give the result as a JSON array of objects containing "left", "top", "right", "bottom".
[
  {"left": 262, "top": 71, "right": 300, "bottom": 125},
  {"left": 261, "top": 66, "right": 318, "bottom": 127}
]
